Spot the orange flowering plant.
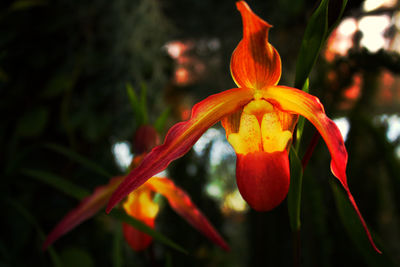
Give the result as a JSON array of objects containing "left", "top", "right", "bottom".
[
  {"left": 107, "top": 1, "right": 380, "bottom": 253},
  {"left": 43, "top": 126, "right": 229, "bottom": 252}
]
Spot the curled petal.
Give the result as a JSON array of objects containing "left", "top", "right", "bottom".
[
  {"left": 43, "top": 176, "right": 124, "bottom": 250},
  {"left": 107, "top": 88, "right": 253, "bottom": 212},
  {"left": 263, "top": 86, "right": 347, "bottom": 184},
  {"left": 236, "top": 151, "right": 290, "bottom": 211},
  {"left": 231, "top": 1, "right": 281, "bottom": 89},
  {"left": 147, "top": 177, "right": 230, "bottom": 251},
  {"left": 263, "top": 85, "right": 381, "bottom": 253}
]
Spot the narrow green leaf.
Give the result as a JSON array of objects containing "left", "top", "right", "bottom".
[
  {"left": 6, "top": 198, "right": 63, "bottom": 267},
  {"left": 288, "top": 147, "right": 304, "bottom": 231},
  {"left": 44, "top": 143, "right": 113, "bottom": 178},
  {"left": 295, "top": 80, "right": 309, "bottom": 152},
  {"left": 15, "top": 107, "right": 48, "bottom": 137},
  {"left": 331, "top": 181, "right": 394, "bottom": 266},
  {"left": 294, "top": 0, "right": 348, "bottom": 90},
  {"left": 112, "top": 223, "right": 123, "bottom": 267},
  {"left": 328, "top": 0, "right": 348, "bottom": 34},
  {"left": 9, "top": 0, "right": 46, "bottom": 11},
  {"left": 126, "top": 83, "right": 144, "bottom": 126},
  {"left": 139, "top": 82, "right": 149, "bottom": 125},
  {"left": 59, "top": 247, "right": 94, "bottom": 267},
  {"left": 154, "top": 107, "right": 170, "bottom": 133},
  {"left": 294, "top": 0, "right": 329, "bottom": 89},
  {"left": 22, "top": 168, "right": 89, "bottom": 200},
  {"left": 109, "top": 209, "right": 188, "bottom": 254}
]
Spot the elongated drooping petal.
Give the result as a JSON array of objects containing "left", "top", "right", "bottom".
[
  {"left": 231, "top": 1, "right": 281, "bottom": 89},
  {"left": 147, "top": 177, "right": 230, "bottom": 251},
  {"left": 236, "top": 151, "right": 290, "bottom": 211},
  {"left": 107, "top": 88, "right": 253, "bottom": 212},
  {"left": 263, "top": 85, "right": 381, "bottom": 253},
  {"left": 43, "top": 176, "right": 124, "bottom": 250}
]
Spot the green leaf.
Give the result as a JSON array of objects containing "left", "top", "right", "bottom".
[
  {"left": 328, "top": 0, "right": 348, "bottom": 34},
  {"left": 6, "top": 198, "right": 63, "bottom": 267},
  {"left": 9, "top": 0, "right": 46, "bottom": 11},
  {"left": 139, "top": 82, "right": 149, "bottom": 125},
  {"left": 15, "top": 107, "right": 48, "bottom": 138},
  {"left": 59, "top": 247, "right": 94, "bottom": 267},
  {"left": 109, "top": 209, "right": 188, "bottom": 254},
  {"left": 331, "top": 181, "right": 394, "bottom": 266},
  {"left": 22, "top": 168, "right": 89, "bottom": 200},
  {"left": 294, "top": 0, "right": 348, "bottom": 90},
  {"left": 112, "top": 224, "right": 123, "bottom": 267},
  {"left": 154, "top": 107, "right": 170, "bottom": 133},
  {"left": 288, "top": 147, "right": 304, "bottom": 231},
  {"left": 41, "top": 73, "right": 74, "bottom": 99},
  {"left": 44, "top": 143, "right": 113, "bottom": 178},
  {"left": 294, "top": 0, "right": 329, "bottom": 89},
  {"left": 126, "top": 83, "right": 143, "bottom": 126},
  {"left": 126, "top": 83, "right": 150, "bottom": 126},
  {"left": 294, "top": 79, "right": 309, "bottom": 152}
]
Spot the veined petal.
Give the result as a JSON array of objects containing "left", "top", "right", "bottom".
[
  {"left": 236, "top": 151, "right": 290, "bottom": 211},
  {"left": 43, "top": 176, "right": 124, "bottom": 250},
  {"left": 231, "top": 1, "right": 281, "bottom": 89},
  {"left": 107, "top": 88, "right": 253, "bottom": 212},
  {"left": 263, "top": 85, "right": 381, "bottom": 253},
  {"left": 147, "top": 177, "right": 230, "bottom": 251}
]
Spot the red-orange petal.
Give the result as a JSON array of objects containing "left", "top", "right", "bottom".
[
  {"left": 230, "top": 1, "right": 282, "bottom": 89},
  {"left": 106, "top": 88, "right": 253, "bottom": 212},
  {"left": 263, "top": 85, "right": 381, "bottom": 253},
  {"left": 42, "top": 176, "right": 124, "bottom": 250},
  {"left": 123, "top": 219, "right": 155, "bottom": 251},
  {"left": 147, "top": 177, "right": 230, "bottom": 251},
  {"left": 263, "top": 86, "right": 348, "bottom": 186},
  {"left": 236, "top": 151, "right": 290, "bottom": 211}
]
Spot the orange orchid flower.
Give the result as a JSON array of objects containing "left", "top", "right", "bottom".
[
  {"left": 43, "top": 168, "right": 229, "bottom": 251},
  {"left": 122, "top": 176, "right": 230, "bottom": 251},
  {"left": 107, "top": 1, "right": 380, "bottom": 253}
]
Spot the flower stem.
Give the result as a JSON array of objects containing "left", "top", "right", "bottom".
[{"left": 292, "top": 229, "right": 301, "bottom": 267}]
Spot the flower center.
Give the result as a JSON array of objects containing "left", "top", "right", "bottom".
[{"left": 227, "top": 99, "right": 292, "bottom": 154}]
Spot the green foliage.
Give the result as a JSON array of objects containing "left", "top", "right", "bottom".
[
  {"left": 109, "top": 209, "right": 188, "bottom": 254},
  {"left": 22, "top": 168, "right": 90, "bottom": 200},
  {"left": 59, "top": 247, "right": 94, "bottom": 267},
  {"left": 15, "top": 107, "right": 48, "bottom": 138},
  {"left": 294, "top": 0, "right": 347, "bottom": 89},
  {"left": 126, "top": 83, "right": 149, "bottom": 126},
  {"left": 331, "top": 181, "right": 395, "bottom": 266},
  {"left": 288, "top": 147, "right": 303, "bottom": 231},
  {"left": 45, "top": 143, "right": 113, "bottom": 178}
]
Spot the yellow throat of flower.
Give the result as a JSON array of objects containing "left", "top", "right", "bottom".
[
  {"left": 227, "top": 99, "right": 292, "bottom": 154},
  {"left": 123, "top": 186, "right": 160, "bottom": 221}
]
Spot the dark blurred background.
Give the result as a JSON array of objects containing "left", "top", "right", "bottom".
[{"left": 1, "top": 0, "right": 400, "bottom": 266}]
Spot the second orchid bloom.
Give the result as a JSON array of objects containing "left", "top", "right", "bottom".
[
  {"left": 43, "top": 125, "right": 229, "bottom": 252},
  {"left": 107, "top": 1, "right": 380, "bottom": 253}
]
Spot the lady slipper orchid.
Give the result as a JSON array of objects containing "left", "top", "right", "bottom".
[
  {"left": 122, "top": 176, "right": 230, "bottom": 251},
  {"left": 107, "top": 1, "right": 380, "bottom": 252},
  {"left": 43, "top": 158, "right": 229, "bottom": 251}
]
